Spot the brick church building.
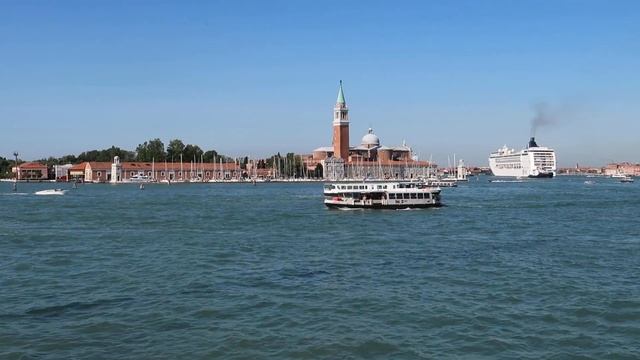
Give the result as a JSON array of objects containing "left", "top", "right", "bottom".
[{"left": 312, "top": 81, "right": 433, "bottom": 180}]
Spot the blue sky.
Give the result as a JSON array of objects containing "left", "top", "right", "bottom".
[{"left": 1, "top": 0, "right": 639, "bottom": 166}]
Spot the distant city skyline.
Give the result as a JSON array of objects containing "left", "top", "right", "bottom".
[{"left": 2, "top": 1, "right": 639, "bottom": 166}]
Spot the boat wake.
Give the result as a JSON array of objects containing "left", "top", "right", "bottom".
[{"left": 1, "top": 192, "right": 29, "bottom": 196}]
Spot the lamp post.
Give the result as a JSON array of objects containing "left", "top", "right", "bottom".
[{"left": 12, "top": 151, "right": 18, "bottom": 192}]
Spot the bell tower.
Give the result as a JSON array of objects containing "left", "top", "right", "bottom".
[{"left": 332, "top": 80, "right": 350, "bottom": 161}]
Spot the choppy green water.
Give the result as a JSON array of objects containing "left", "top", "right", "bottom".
[{"left": 1, "top": 177, "right": 639, "bottom": 359}]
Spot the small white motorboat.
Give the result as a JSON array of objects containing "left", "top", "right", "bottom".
[{"left": 34, "top": 189, "right": 68, "bottom": 196}]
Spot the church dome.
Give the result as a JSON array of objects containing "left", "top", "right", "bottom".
[{"left": 361, "top": 128, "right": 380, "bottom": 146}]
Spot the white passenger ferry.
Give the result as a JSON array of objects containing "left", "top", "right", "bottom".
[
  {"left": 323, "top": 181, "right": 442, "bottom": 209},
  {"left": 489, "top": 137, "right": 556, "bottom": 178}
]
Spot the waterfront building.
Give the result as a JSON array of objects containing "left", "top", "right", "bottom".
[
  {"left": 604, "top": 162, "right": 640, "bottom": 176},
  {"left": 65, "top": 158, "right": 242, "bottom": 183},
  {"left": 68, "top": 163, "right": 89, "bottom": 181},
  {"left": 53, "top": 164, "right": 73, "bottom": 181},
  {"left": 11, "top": 162, "right": 48, "bottom": 180},
  {"left": 312, "top": 82, "right": 434, "bottom": 180}
]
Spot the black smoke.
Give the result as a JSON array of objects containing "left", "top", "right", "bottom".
[{"left": 530, "top": 102, "right": 558, "bottom": 137}]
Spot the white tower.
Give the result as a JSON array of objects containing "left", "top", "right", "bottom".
[{"left": 110, "top": 156, "right": 122, "bottom": 183}]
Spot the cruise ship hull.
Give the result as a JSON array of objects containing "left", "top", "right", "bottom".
[{"left": 529, "top": 172, "right": 554, "bottom": 178}]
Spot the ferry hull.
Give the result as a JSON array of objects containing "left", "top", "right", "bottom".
[
  {"left": 323, "top": 181, "right": 442, "bottom": 209},
  {"left": 325, "top": 202, "right": 441, "bottom": 209}
]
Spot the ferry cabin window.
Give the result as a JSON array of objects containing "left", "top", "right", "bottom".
[
  {"left": 403, "top": 193, "right": 410, "bottom": 199},
  {"left": 388, "top": 193, "right": 396, "bottom": 199},
  {"left": 410, "top": 193, "right": 417, "bottom": 199},
  {"left": 417, "top": 193, "right": 424, "bottom": 199}
]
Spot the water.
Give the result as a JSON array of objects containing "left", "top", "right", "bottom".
[{"left": 1, "top": 177, "right": 639, "bottom": 359}]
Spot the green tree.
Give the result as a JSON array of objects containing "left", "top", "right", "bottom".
[
  {"left": 166, "top": 139, "right": 185, "bottom": 162},
  {"left": 77, "top": 150, "right": 100, "bottom": 162},
  {"left": 60, "top": 154, "right": 78, "bottom": 164},
  {"left": 203, "top": 150, "right": 219, "bottom": 163},
  {"left": 104, "top": 146, "right": 135, "bottom": 162},
  {"left": 136, "top": 138, "right": 166, "bottom": 162},
  {"left": 0, "top": 157, "right": 10, "bottom": 178},
  {"left": 182, "top": 144, "right": 203, "bottom": 163},
  {"left": 76, "top": 146, "right": 134, "bottom": 162}
]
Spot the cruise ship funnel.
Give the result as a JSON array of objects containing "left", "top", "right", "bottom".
[{"left": 528, "top": 137, "right": 538, "bottom": 148}]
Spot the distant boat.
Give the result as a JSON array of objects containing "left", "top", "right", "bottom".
[
  {"left": 620, "top": 176, "right": 634, "bottom": 183},
  {"left": 35, "top": 189, "right": 67, "bottom": 196},
  {"left": 427, "top": 178, "right": 458, "bottom": 187},
  {"left": 125, "top": 174, "right": 152, "bottom": 183}
]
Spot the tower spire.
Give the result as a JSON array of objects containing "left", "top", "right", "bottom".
[
  {"left": 336, "top": 80, "right": 346, "bottom": 105},
  {"left": 332, "top": 80, "right": 350, "bottom": 161}
]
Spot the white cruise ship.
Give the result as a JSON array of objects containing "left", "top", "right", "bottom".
[{"left": 489, "top": 137, "right": 557, "bottom": 178}]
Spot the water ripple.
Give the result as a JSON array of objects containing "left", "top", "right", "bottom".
[{"left": 0, "top": 179, "right": 639, "bottom": 358}]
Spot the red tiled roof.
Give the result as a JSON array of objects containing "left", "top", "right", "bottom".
[
  {"left": 18, "top": 162, "right": 47, "bottom": 169},
  {"left": 69, "top": 162, "right": 88, "bottom": 171},
  {"left": 87, "top": 162, "right": 113, "bottom": 170}
]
